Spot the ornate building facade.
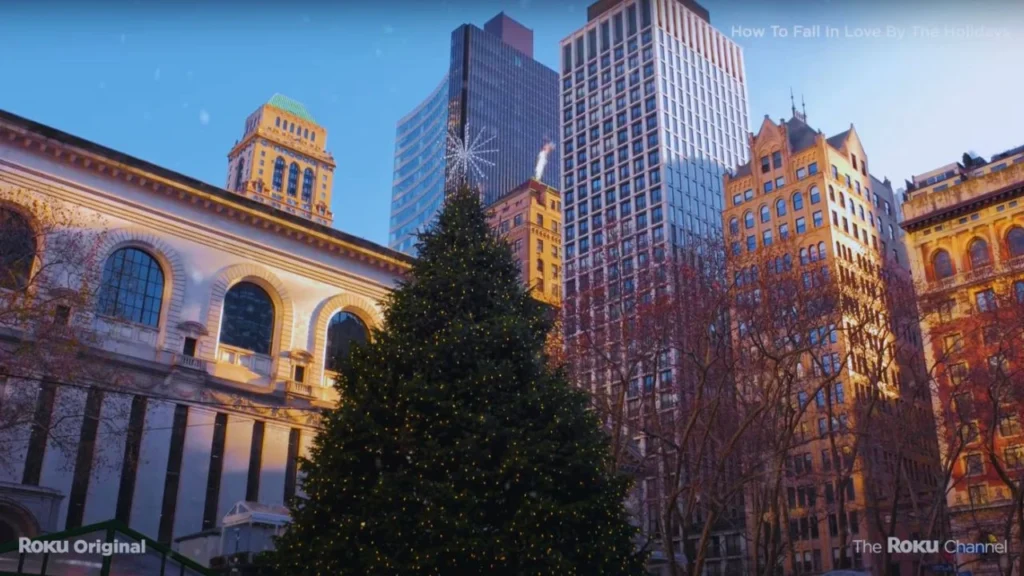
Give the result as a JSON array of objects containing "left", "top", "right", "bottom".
[
  {"left": 0, "top": 108, "right": 409, "bottom": 550},
  {"left": 486, "top": 179, "right": 563, "bottom": 307},
  {"left": 226, "top": 94, "right": 336, "bottom": 226},
  {"left": 723, "top": 113, "right": 939, "bottom": 575},
  {"left": 902, "top": 145, "right": 1024, "bottom": 575}
]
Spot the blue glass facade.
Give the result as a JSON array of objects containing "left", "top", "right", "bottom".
[
  {"left": 389, "top": 14, "right": 560, "bottom": 255},
  {"left": 447, "top": 23, "right": 561, "bottom": 207},
  {"left": 389, "top": 75, "right": 449, "bottom": 255}
]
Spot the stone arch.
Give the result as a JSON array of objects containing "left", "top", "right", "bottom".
[
  {"left": 309, "top": 292, "right": 382, "bottom": 388},
  {"left": 205, "top": 263, "right": 295, "bottom": 382},
  {"left": 94, "top": 227, "right": 187, "bottom": 351},
  {"left": 0, "top": 499, "right": 41, "bottom": 540}
]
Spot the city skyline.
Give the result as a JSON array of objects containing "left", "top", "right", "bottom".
[{"left": 1, "top": 0, "right": 1021, "bottom": 246}]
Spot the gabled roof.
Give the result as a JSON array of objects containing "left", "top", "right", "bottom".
[
  {"left": 783, "top": 116, "right": 820, "bottom": 154},
  {"left": 827, "top": 129, "right": 851, "bottom": 151},
  {"left": 267, "top": 94, "right": 315, "bottom": 122}
]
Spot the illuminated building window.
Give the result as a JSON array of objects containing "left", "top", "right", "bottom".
[
  {"left": 1007, "top": 227, "right": 1024, "bottom": 258},
  {"left": 272, "top": 157, "right": 285, "bottom": 191},
  {"left": 932, "top": 249, "right": 954, "bottom": 279},
  {"left": 968, "top": 238, "right": 991, "bottom": 268},
  {"left": 97, "top": 248, "right": 165, "bottom": 327},
  {"left": 302, "top": 168, "right": 314, "bottom": 201},
  {"left": 325, "top": 312, "right": 368, "bottom": 372},
  {"left": 287, "top": 162, "right": 299, "bottom": 196},
  {"left": 0, "top": 208, "right": 35, "bottom": 291},
  {"left": 220, "top": 282, "right": 274, "bottom": 355}
]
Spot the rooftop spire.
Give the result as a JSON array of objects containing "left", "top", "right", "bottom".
[
  {"left": 801, "top": 94, "right": 807, "bottom": 120},
  {"left": 790, "top": 88, "right": 797, "bottom": 117}
]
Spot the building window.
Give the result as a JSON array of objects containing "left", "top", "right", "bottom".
[
  {"left": 283, "top": 162, "right": 303, "bottom": 198},
  {"left": 729, "top": 218, "right": 739, "bottom": 235},
  {"left": 0, "top": 207, "right": 36, "bottom": 290},
  {"left": 761, "top": 156, "right": 770, "bottom": 173},
  {"left": 772, "top": 151, "right": 782, "bottom": 169},
  {"left": 809, "top": 186, "right": 820, "bottom": 205},
  {"left": 1007, "top": 227, "right": 1024, "bottom": 258},
  {"left": 97, "top": 247, "right": 165, "bottom": 327},
  {"left": 272, "top": 157, "right": 285, "bottom": 191},
  {"left": 792, "top": 191, "right": 804, "bottom": 211},
  {"left": 325, "top": 311, "right": 369, "bottom": 372},
  {"left": 795, "top": 217, "right": 806, "bottom": 234},
  {"left": 220, "top": 282, "right": 275, "bottom": 355},
  {"left": 760, "top": 205, "right": 770, "bottom": 223},
  {"left": 813, "top": 211, "right": 823, "bottom": 228},
  {"left": 969, "top": 238, "right": 991, "bottom": 268},
  {"left": 932, "top": 249, "right": 954, "bottom": 279},
  {"left": 776, "top": 198, "right": 787, "bottom": 217},
  {"left": 1000, "top": 414, "right": 1022, "bottom": 437},
  {"left": 302, "top": 168, "right": 314, "bottom": 201},
  {"left": 965, "top": 453, "right": 984, "bottom": 476},
  {"left": 1016, "top": 280, "right": 1024, "bottom": 304},
  {"left": 976, "top": 289, "right": 997, "bottom": 312},
  {"left": 744, "top": 211, "right": 754, "bottom": 229},
  {"left": 234, "top": 158, "right": 245, "bottom": 191},
  {"left": 762, "top": 229, "right": 773, "bottom": 247}
]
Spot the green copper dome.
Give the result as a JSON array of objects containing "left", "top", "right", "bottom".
[{"left": 267, "top": 94, "right": 315, "bottom": 122}]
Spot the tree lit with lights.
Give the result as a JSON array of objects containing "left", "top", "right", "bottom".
[{"left": 269, "top": 186, "right": 647, "bottom": 575}]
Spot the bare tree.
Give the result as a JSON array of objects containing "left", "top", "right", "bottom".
[{"left": 0, "top": 185, "right": 130, "bottom": 477}]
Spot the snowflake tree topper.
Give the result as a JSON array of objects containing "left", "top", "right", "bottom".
[{"left": 444, "top": 122, "right": 496, "bottom": 188}]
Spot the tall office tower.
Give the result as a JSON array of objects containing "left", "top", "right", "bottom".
[
  {"left": 227, "top": 94, "right": 336, "bottom": 225},
  {"left": 723, "top": 115, "right": 940, "bottom": 575},
  {"left": 389, "top": 13, "right": 560, "bottom": 256},
  {"left": 559, "top": 1, "right": 749, "bottom": 573},
  {"left": 902, "top": 145, "right": 1024, "bottom": 575}
]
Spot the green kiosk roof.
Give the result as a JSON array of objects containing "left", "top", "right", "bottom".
[{"left": 0, "top": 519, "right": 213, "bottom": 576}]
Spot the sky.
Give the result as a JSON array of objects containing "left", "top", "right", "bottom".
[{"left": 1, "top": 0, "right": 1022, "bottom": 248}]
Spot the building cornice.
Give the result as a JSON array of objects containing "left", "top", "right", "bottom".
[
  {"left": 0, "top": 109, "right": 411, "bottom": 274},
  {"left": 901, "top": 179, "right": 1024, "bottom": 233}
]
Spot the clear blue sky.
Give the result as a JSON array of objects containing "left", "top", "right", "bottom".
[{"left": 1, "top": 0, "right": 1021, "bottom": 247}]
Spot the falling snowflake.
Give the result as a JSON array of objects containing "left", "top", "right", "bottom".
[{"left": 444, "top": 122, "right": 497, "bottom": 187}]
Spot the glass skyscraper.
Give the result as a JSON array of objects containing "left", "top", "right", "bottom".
[
  {"left": 560, "top": 0, "right": 749, "bottom": 571},
  {"left": 389, "top": 13, "right": 560, "bottom": 256},
  {"left": 390, "top": 75, "right": 449, "bottom": 255}
]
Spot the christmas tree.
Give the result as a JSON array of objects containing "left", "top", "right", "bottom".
[{"left": 269, "top": 186, "right": 647, "bottom": 575}]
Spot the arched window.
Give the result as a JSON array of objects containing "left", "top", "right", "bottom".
[
  {"left": 220, "top": 282, "right": 275, "bottom": 355},
  {"left": 792, "top": 191, "right": 804, "bottom": 211},
  {"left": 325, "top": 311, "right": 369, "bottom": 372},
  {"left": 932, "top": 249, "right": 954, "bottom": 280},
  {"left": 287, "top": 162, "right": 299, "bottom": 196},
  {"left": 275, "top": 117, "right": 280, "bottom": 128},
  {"left": 817, "top": 242, "right": 826, "bottom": 258},
  {"left": 0, "top": 208, "right": 36, "bottom": 290},
  {"left": 760, "top": 205, "right": 770, "bottom": 223},
  {"left": 302, "top": 168, "right": 314, "bottom": 201},
  {"left": 272, "top": 157, "right": 285, "bottom": 191},
  {"left": 968, "top": 238, "right": 991, "bottom": 269},
  {"left": 744, "top": 211, "right": 754, "bottom": 229},
  {"left": 234, "top": 158, "right": 245, "bottom": 192},
  {"left": 776, "top": 198, "right": 787, "bottom": 217},
  {"left": 1007, "top": 227, "right": 1024, "bottom": 258},
  {"left": 311, "top": 132, "right": 316, "bottom": 142},
  {"left": 729, "top": 218, "right": 739, "bottom": 235},
  {"left": 97, "top": 248, "right": 165, "bottom": 327},
  {"left": 800, "top": 247, "right": 808, "bottom": 265},
  {"left": 809, "top": 186, "right": 821, "bottom": 205},
  {"left": 783, "top": 253, "right": 792, "bottom": 270},
  {"left": 809, "top": 245, "right": 819, "bottom": 262}
]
